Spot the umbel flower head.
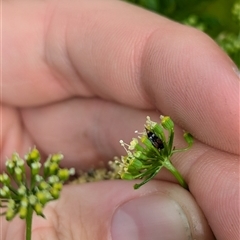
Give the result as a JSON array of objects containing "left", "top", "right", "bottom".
[
  {"left": 117, "top": 116, "right": 193, "bottom": 189},
  {"left": 0, "top": 147, "right": 75, "bottom": 220}
]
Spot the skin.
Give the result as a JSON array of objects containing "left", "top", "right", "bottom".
[{"left": 1, "top": 0, "right": 239, "bottom": 239}]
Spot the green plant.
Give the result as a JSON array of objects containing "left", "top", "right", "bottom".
[
  {"left": 124, "top": 0, "right": 240, "bottom": 68},
  {"left": 0, "top": 148, "right": 75, "bottom": 240},
  {"left": 117, "top": 115, "right": 193, "bottom": 189}
]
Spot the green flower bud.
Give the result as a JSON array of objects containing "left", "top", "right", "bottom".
[
  {"left": 121, "top": 172, "right": 134, "bottom": 180},
  {"left": 161, "top": 116, "right": 174, "bottom": 130},
  {"left": 48, "top": 175, "right": 59, "bottom": 184},
  {"left": 51, "top": 153, "right": 64, "bottom": 163},
  {"left": 36, "top": 191, "right": 49, "bottom": 205},
  {"left": 6, "top": 160, "right": 15, "bottom": 175},
  {"left": 43, "top": 161, "right": 50, "bottom": 177},
  {"left": 183, "top": 132, "right": 194, "bottom": 146},
  {"left": 30, "top": 148, "right": 40, "bottom": 161},
  {"left": 16, "top": 159, "right": 25, "bottom": 171},
  {"left": 34, "top": 203, "right": 43, "bottom": 216},
  {"left": 0, "top": 189, "right": 5, "bottom": 197},
  {"left": 38, "top": 181, "right": 49, "bottom": 190},
  {"left": 35, "top": 174, "right": 43, "bottom": 182},
  {"left": 14, "top": 167, "right": 23, "bottom": 182},
  {"left": 0, "top": 186, "right": 10, "bottom": 197},
  {"left": 25, "top": 148, "right": 40, "bottom": 165},
  {"left": 3, "top": 186, "right": 10, "bottom": 194},
  {"left": 6, "top": 208, "right": 16, "bottom": 221},
  {"left": 12, "top": 153, "right": 20, "bottom": 162},
  {"left": 0, "top": 173, "right": 10, "bottom": 185},
  {"left": 49, "top": 162, "right": 59, "bottom": 175},
  {"left": 8, "top": 199, "right": 16, "bottom": 209},
  {"left": 31, "top": 162, "right": 42, "bottom": 175},
  {"left": 29, "top": 195, "right": 37, "bottom": 206},
  {"left": 52, "top": 182, "right": 63, "bottom": 191},
  {"left": 57, "top": 169, "right": 69, "bottom": 181},
  {"left": 133, "top": 151, "right": 149, "bottom": 160},
  {"left": 50, "top": 188, "right": 60, "bottom": 199},
  {"left": 20, "top": 197, "right": 29, "bottom": 207},
  {"left": 19, "top": 206, "right": 28, "bottom": 219},
  {"left": 128, "top": 159, "right": 143, "bottom": 171},
  {"left": 18, "top": 184, "right": 27, "bottom": 196},
  {"left": 151, "top": 123, "right": 164, "bottom": 138},
  {"left": 133, "top": 143, "right": 145, "bottom": 152}
]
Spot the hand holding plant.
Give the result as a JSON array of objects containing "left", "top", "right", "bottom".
[{"left": 2, "top": 0, "right": 239, "bottom": 239}]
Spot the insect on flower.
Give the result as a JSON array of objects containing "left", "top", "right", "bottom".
[
  {"left": 117, "top": 115, "right": 193, "bottom": 190},
  {"left": 145, "top": 128, "right": 164, "bottom": 151}
]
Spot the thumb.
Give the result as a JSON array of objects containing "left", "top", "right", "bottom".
[
  {"left": 110, "top": 181, "right": 214, "bottom": 240},
  {"left": 26, "top": 181, "right": 214, "bottom": 240}
]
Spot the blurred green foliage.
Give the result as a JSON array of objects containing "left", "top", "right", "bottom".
[{"left": 124, "top": 0, "right": 240, "bottom": 67}]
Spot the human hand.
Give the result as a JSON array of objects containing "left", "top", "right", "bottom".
[{"left": 1, "top": 0, "right": 239, "bottom": 239}]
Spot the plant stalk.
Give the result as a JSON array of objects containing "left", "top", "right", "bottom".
[
  {"left": 26, "top": 205, "right": 33, "bottom": 240},
  {"left": 163, "top": 160, "right": 188, "bottom": 190}
]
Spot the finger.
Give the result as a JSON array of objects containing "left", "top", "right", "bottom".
[
  {"left": 2, "top": 181, "right": 215, "bottom": 240},
  {"left": 21, "top": 98, "right": 151, "bottom": 168},
  {"left": 0, "top": 105, "right": 33, "bottom": 161},
  {"left": 182, "top": 147, "right": 239, "bottom": 240},
  {"left": 21, "top": 98, "right": 239, "bottom": 240},
  {"left": 3, "top": 0, "right": 239, "bottom": 154}
]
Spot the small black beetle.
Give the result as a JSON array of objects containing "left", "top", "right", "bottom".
[{"left": 145, "top": 128, "right": 164, "bottom": 151}]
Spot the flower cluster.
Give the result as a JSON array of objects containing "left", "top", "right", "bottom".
[
  {"left": 117, "top": 116, "right": 193, "bottom": 189},
  {"left": 0, "top": 148, "right": 75, "bottom": 220}
]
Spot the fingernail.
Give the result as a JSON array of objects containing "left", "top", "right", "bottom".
[{"left": 111, "top": 194, "right": 191, "bottom": 240}]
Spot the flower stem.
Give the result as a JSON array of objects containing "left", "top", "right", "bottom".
[
  {"left": 26, "top": 205, "right": 33, "bottom": 240},
  {"left": 163, "top": 159, "right": 188, "bottom": 190}
]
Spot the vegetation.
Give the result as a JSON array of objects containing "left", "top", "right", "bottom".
[
  {"left": 0, "top": 148, "right": 75, "bottom": 240},
  {"left": 124, "top": 0, "right": 240, "bottom": 67}
]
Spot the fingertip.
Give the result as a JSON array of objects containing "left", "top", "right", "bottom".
[{"left": 140, "top": 26, "right": 239, "bottom": 154}]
